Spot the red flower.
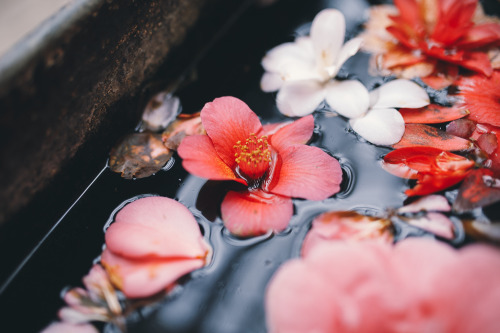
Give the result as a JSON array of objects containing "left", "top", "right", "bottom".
[
  {"left": 178, "top": 96, "right": 342, "bottom": 236},
  {"left": 383, "top": 146, "right": 474, "bottom": 196},
  {"left": 361, "top": 0, "right": 500, "bottom": 89}
]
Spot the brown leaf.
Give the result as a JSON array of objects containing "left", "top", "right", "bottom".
[
  {"left": 162, "top": 113, "right": 205, "bottom": 150},
  {"left": 109, "top": 133, "right": 172, "bottom": 179}
]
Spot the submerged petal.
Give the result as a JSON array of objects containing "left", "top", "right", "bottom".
[
  {"left": 221, "top": 190, "right": 293, "bottom": 237},
  {"left": 325, "top": 80, "right": 370, "bottom": 118},
  {"left": 269, "top": 145, "right": 342, "bottom": 200},
  {"left": 276, "top": 80, "right": 326, "bottom": 117},
  {"left": 350, "top": 108, "right": 405, "bottom": 145},
  {"left": 201, "top": 97, "right": 263, "bottom": 168},
  {"left": 370, "top": 79, "right": 429, "bottom": 109},
  {"left": 178, "top": 135, "right": 246, "bottom": 185},
  {"left": 106, "top": 196, "right": 210, "bottom": 259},
  {"left": 101, "top": 249, "right": 205, "bottom": 299},
  {"left": 310, "top": 9, "right": 345, "bottom": 71}
]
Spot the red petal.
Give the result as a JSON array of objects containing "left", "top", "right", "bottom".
[
  {"left": 101, "top": 249, "right": 204, "bottom": 298},
  {"left": 106, "top": 196, "right": 210, "bottom": 259},
  {"left": 393, "top": 124, "right": 472, "bottom": 151},
  {"left": 446, "top": 119, "right": 476, "bottom": 139},
  {"left": 421, "top": 62, "right": 459, "bottom": 90},
  {"left": 430, "top": 0, "right": 476, "bottom": 45},
  {"left": 460, "top": 51, "right": 493, "bottom": 76},
  {"left": 382, "top": 47, "right": 428, "bottom": 68},
  {"left": 386, "top": 26, "right": 419, "bottom": 49},
  {"left": 201, "top": 97, "right": 263, "bottom": 169},
  {"left": 269, "top": 115, "right": 314, "bottom": 151},
  {"left": 392, "top": 0, "right": 426, "bottom": 37},
  {"left": 400, "top": 104, "right": 468, "bottom": 124},
  {"left": 457, "top": 71, "right": 500, "bottom": 127},
  {"left": 220, "top": 190, "right": 293, "bottom": 237},
  {"left": 268, "top": 145, "right": 342, "bottom": 200},
  {"left": 458, "top": 23, "right": 500, "bottom": 49},
  {"left": 178, "top": 135, "right": 247, "bottom": 185},
  {"left": 453, "top": 168, "right": 500, "bottom": 212},
  {"left": 477, "top": 133, "right": 498, "bottom": 155},
  {"left": 406, "top": 171, "right": 469, "bottom": 196}
]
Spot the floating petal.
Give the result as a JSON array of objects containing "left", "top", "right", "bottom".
[
  {"left": 141, "top": 92, "right": 180, "bottom": 132},
  {"left": 310, "top": 9, "right": 345, "bottom": 71},
  {"left": 453, "top": 169, "right": 500, "bottom": 212},
  {"left": 101, "top": 249, "right": 204, "bottom": 299},
  {"left": 41, "top": 322, "right": 98, "bottom": 333},
  {"left": 400, "top": 104, "right": 468, "bottom": 124},
  {"left": 269, "top": 115, "right": 314, "bottom": 151},
  {"left": 325, "top": 80, "right": 370, "bottom": 118},
  {"left": 276, "top": 80, "right": 325, "bottom": 117},
  {"left": 404, "top": 212, "right": 455, "bottom": 240},
  {"left": 370, "top": 79, "right": 429, "bottom": 109},
  {"left": 106, "top": 196, "right": 210, "bottom": 259},
  {"left": 260, "top": 72, "right": 284, "bottom": 92},
  {"left": 446, "top": 119, "right": 476, "bottom": 139},
  {"left": 221, "top": 190, "right": 293, "bottom": 237},
  {"left": 268, "top": 145, "right": 342, "bottom": 200},
  {"left": 162, "top": 113, "right": 204, "bottom": 150},
  {"left": 334, "top": 37, "right": 364, "bottom": 73},
  {"left": 397, "top": 195, "right": 451, "bottom": 213},
  {"left": 350, "top": 108, "right": 405, "bottom": 145},
  {"left": 392, "top": 124, "right": 472, "bottom": 150}
]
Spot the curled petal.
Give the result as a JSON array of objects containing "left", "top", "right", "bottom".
[
  {"left": 370, "top": 79, "right": 429, "bottom": 109},
  {"left": 269, "top": 145, "right": 342, "bottom": 200},
  {"left": 106, "top": 196, "right": 210, "bottom": 259},
  {"left": 276, "top": 80, "right": 325, "bottom": 117},
  {"left": 302, "top": 211, "right": 393, "bottom": 256},
  {"left": 101, "top": 249, "right": 205, "bottom": 298},
  {"left": 178, "top": 135, "right": 246, "bottom": 185},
  {"left": 350, "top": 108, "right": 405, "bottom": 145},
  {"left": 201, "top": 97, "right": 262, "bottom": 168},
  {"left": 260, "top": 72, "right": 283, "bottom": 92},
  {"left": 270, "top": 115, "right": 314, "bottom": 151},
  {"left": 393, "top": 124, "right": 473, "bottom": 151},
  {"left": 398, "top": 195, "right": 451, "bottom": 213},
  {"left": 325, "top": 80, "right": 370, "bottom": 118},
  {"left": 404, "top": 212, "right": 455, "bottom": 240},
  {"left": 221, "top": 190, "right": 293, "bottom": 237},
  {"left": 310, "top": 9, "right": 345, "bottom": 71},
  {"left": 334, "top": 37, "right": 364, "bottom": 73}
]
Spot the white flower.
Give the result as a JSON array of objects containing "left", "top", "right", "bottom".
[
  {"left": 261, "top": 9, "right": 430, "bottom": 146},
  {"left": 261, "top": 8, "right": 367, "bottom": 118},
  {"left": 349, "top": 79, "right": 429, "bottom": 145}
]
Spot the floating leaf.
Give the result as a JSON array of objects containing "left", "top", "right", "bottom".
[
  {"left": 453, "top": 169, "right": 500, "bottom": 212},
  {"left": 400, "top": 104, "right": 468, "bottom": 124},
  {"left": 141, "top": 92, "right": 181, "bottom": 132},
  {"left": 161, "top": 113, "right": 205, "bottom": 150},
  {"left": 109, "top": 133, "right": 172, "bottom": 179},
  {"left": 392, "top": 124, "right": 473, "bottom": 150}
]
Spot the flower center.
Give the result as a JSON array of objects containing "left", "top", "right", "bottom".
[{"left": 234, "top": 133, "right": 271, "bottom": 180}]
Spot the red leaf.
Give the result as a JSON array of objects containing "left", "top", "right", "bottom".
[
  {"left": 453, "top": 169, "right": 500, "bottom": 212},
  {"left": 392, "top": 124, "right": 472, "bottom": 151},
  {"left": 400, "top": 104, "right": 469, "bottom": 124}
]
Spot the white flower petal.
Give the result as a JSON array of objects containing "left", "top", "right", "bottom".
[
  {"left": 349, "top": 108, "right": 405, "bottom": 145},
  {"left": 262, "top": 37, "right": 315, "bottom": 72},
  {"left": 334, "top": 37, "right": 363, "bottom": 72},
  {"left": 276, "top": 80, "right": 326, "bottom": 117},
  {"left": 370, "top": 79, "right": 430, "bottom": 109},
  {"left": 261, "top": 72, "right": 283, "bottom": 92},
  {"left": 325, "top": 80, "right": 369, "bottom": 118},
  {"left": 310, "top": 9, "right": 345, "bottom": 70}
]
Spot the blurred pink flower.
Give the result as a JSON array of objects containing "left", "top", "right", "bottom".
[
  {"left": 41, "top": 322, "right": 98, "bottom": 333},
  {"left": 101, "top": 196, "right": 211, "bottom": 298},
  {"left": 266, "top": 238, "right": 500, "bottom": 333}
]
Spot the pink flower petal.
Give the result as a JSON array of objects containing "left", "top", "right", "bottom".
[
  {"left": 101, "top": 249, "right": 205, "bottom": 298},
  {"left": 106, "top": 196, "right": 210, "bottom": 259},
  {"left": 269, "top": 115, "right": 314, "bottom": 152},
  {"left": 177, "top": 135, "right": 247, "bottom": 185},
  {"left": 302, "top": 211, "right": 393, "bottom": 256},
  {"left": 201, "top": 97, "right": 263, "bottom": 169},
  {"left": 397, "top": 195, "right": 451, "bottom": 213},
  {"left": 221, "top": 190, "right": 293, "bottom": 237},
  {"left": 405, "top": 212, "right": 455, "bottom": 239},
  {"left": 268, "top": 145, "right": 342, "bottom": 200}
]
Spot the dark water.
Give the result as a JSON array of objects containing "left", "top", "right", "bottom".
[{"left": 1, "top": 0, "right": 498, "bottom": 332}]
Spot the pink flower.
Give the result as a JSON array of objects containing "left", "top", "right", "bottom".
[
  {"left": 266, "top": 238, "right": 500, "bottom": 333},
  {"left": 177, "top": 96, "right": 342, "bottom": 237},
  {"left": 360, "top": 0, "right": 500, "bottom": 90},
  {"left": 41, "top": 322, "right": 98, "bottom": 333},
  {"left": 101, "top": 196, "right": 211, "bottom": 298}
]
